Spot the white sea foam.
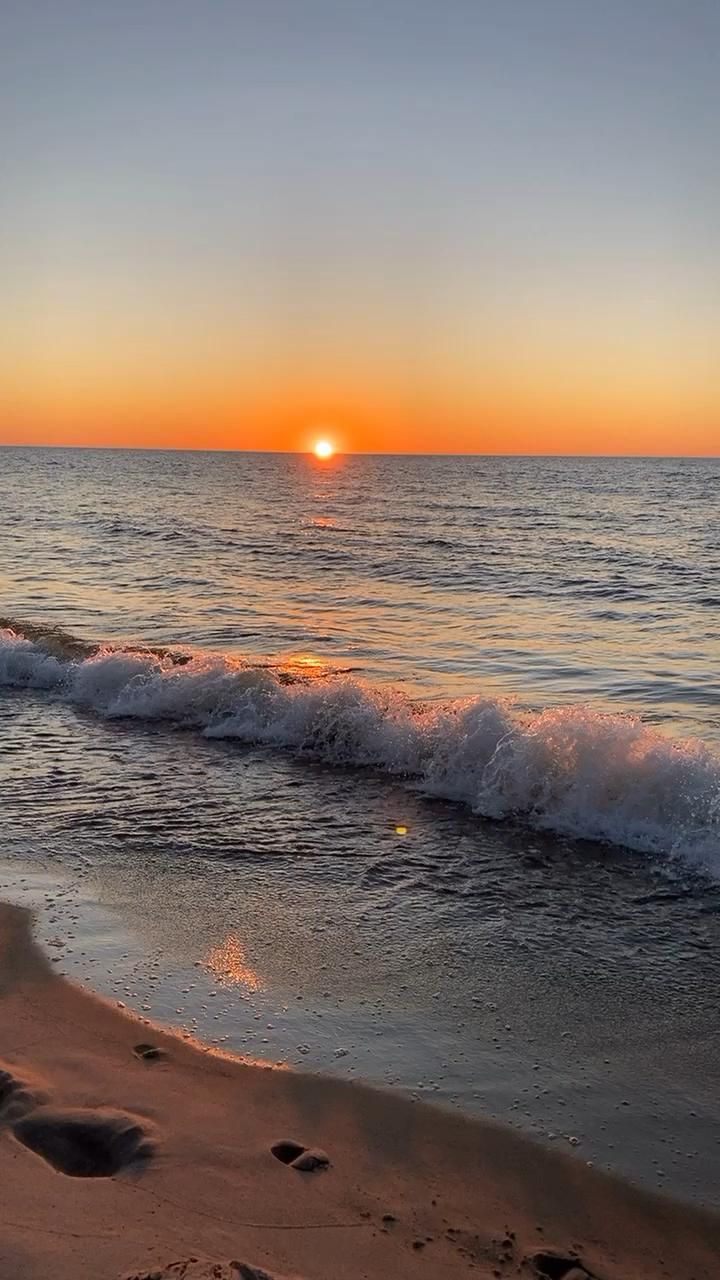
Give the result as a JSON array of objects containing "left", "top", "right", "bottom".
[{"left": 1, "top": 626, "right": 718, "bottom": 871}]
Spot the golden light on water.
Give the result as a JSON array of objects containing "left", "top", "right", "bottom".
[
  {"left": 307, "top": 515, "right": 337, "bottom": 528},
  {"left": 395, "top": 825, "right": 409, "bottom": 836},
  {"left": 313, "top": 438, "right": 334, "bottom": 459},
  {"left": 271, "top": 653, "right": 329, "bottom": 681},
  {"left": 204, "top": 935, "right": 262, "bottom": 991}
]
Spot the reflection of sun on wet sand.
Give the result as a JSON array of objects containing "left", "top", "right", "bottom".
[
  {"left": 204, "top": 935, "right": 262, "bottom": 992},
  {"left": 1, "top": 901, "right": 720, "bottom": 1280}
]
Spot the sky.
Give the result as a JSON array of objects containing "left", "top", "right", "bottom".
[{"left": 1, "top": 0, "right": 718, "bottom": 455}]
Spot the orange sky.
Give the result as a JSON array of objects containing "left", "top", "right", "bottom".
[
  {"left": 2, "top": 382, "right": 717, "bottom": 456},
  {"left": 1, "top": 324, "right": 717, "bottom": 455}
]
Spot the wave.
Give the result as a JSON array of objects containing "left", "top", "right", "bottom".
[{"left": 1, "top": 624, "right": 718, "bottom": 872}]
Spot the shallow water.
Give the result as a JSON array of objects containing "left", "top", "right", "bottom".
[
  {"left": 0, "top": 447, "right": 719, "bottom": 1205},
  {"left": 1, "top": 686, "right": 720, "bottom": 1205}
]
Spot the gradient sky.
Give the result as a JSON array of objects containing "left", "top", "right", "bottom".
[{"left": 1, "top": 0, "right": 718, "bottom": 454}]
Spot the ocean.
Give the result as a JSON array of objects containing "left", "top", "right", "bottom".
[{"left": 1, "top": 447, "right": 719, "bottom": 1203}]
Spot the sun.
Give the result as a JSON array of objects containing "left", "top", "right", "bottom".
[{"left": 313, "top": 439, "right": 334, "bottom": 460}]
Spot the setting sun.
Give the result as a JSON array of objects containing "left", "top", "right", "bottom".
[{"left": 313, "top": 439, "right": 335, "bottom": 459}]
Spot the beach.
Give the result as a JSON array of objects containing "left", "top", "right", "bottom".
[
  {"left": 1, "top": 899, "right": 719, "bottom": 1280},
  {"left": 1, "top": 451, "right": 720, "bottom": 1219},
  {"left": 2, "top": 0, "right": 718, "bottom": 1268}
]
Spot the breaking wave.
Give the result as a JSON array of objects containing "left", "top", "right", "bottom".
[{"left": 1, "top": 625, "right": 718, "bottom": 871}]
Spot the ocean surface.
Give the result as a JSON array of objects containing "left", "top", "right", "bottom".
[{"left": 1, "top": 446, "right": 719, "bottom": 1204}]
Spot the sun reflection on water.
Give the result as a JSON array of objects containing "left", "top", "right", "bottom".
[
  {"left": 270, "top": 652, "right": 332, "bottom": 681},
  {"left": 306, "top": 516, "right": 337, "bottom": 529}
]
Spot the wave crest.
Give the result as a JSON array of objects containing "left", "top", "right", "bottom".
[{"left": 1, "top": 626, "right": 718, "bottom": 870}]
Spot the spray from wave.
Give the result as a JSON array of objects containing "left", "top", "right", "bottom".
[{"left": 1, "top": 625, "right": 718, "bottom": 870}]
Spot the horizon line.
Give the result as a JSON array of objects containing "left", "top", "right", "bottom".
[{"left": 0, "top": 443, "right": 718, "bottom": 461}]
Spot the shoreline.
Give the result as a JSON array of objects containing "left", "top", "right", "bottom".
[
  {"left": 1, "top": 901, "right": 719, "bottom": 1279},
  {"left": 3, "top": 846, "right": 719, "bottom": 1211}
]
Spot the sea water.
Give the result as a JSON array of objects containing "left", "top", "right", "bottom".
[{"left": 1, "top": 447, "right": 719, "bottom": 1203}]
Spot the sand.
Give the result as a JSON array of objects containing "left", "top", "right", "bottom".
[{"left": 0, "top": 902, "right": 718, "bottom": 1280}]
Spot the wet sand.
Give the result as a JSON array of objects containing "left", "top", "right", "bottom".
[
  {"left": 1, "top": 902, "right": 719, "bottom": 1279},
  {"left": 4, "top": 829, "right": 719, "bottom": 1209}
]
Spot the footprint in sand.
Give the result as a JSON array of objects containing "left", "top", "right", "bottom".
[
  {"left": 13, "top": 1106, "right": 154, "bottom": 1178},
  {"left": 270, "top": 1140, "right": 329, "bottom": 1171},
  {"left": 133, "top": 1042, "right": 167, "bottom": 1061},
  {"left": 0, "top": 1063, "right": 45, "bottom": 1124},
  {"left": 123, "top": 1261, "right": 296, "bottom": 1279},
  {"left": 530, "top": 1251, "right": 593, "bottom": 1279}
]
